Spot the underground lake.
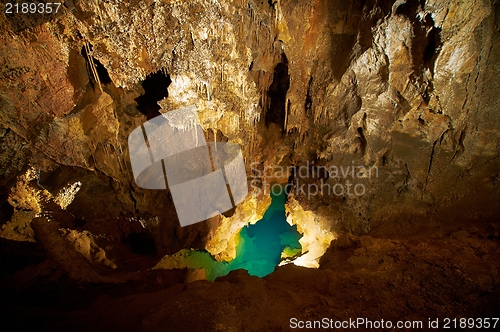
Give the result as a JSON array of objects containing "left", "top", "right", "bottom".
[{"left": 154, "top": 186, "right": 302, "bottom": 280}]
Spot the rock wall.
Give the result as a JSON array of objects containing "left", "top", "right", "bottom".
[{"left": 279, "top": 0, "right": 500, "bottom": 236}]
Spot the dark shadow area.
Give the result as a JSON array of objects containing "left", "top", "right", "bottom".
[
  {"left": 80, "top": 44, "right": 113, "bottom": 88},
  {"left": 0, "top": 195, "right": 14, "bottom": 227},
  {"left": 329, "top": 34, "right": 357, "bottom": 80},
  {"left": 265, "top": 54, "right": 289, "bottom": 130},
  {"left": 357, "top": 127, "right": 367, "bottom": 155},
  {"left": 0, "top": 268, "right": 184, "bottom": 314},
  {"left": 93, "top": 58, "right": 112, "bottom": 85},
  {"left": 423, "top": 25, "right": 442, "bottom": 73},
  {"left": 38, "top": 165, "right": 126, "bottom": 220},
  {"left": 305, "top": 76, "right": 313, "bottom": 114},
  {"left": 355, "top": 0, "right": 393, "bottom": 55},
  {"left": 135, "top": 71, "right": 171, "bottom": 120},
  {"left": 0, "top": 238, "right": 44, "bottom": 276},
  {"left": 122, "top": 232, "right": 157, "bottom": 256},
  {"left": 395, "top": 1, "right": 442, "bottom": 75}
]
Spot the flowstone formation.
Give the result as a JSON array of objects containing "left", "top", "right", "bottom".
[{"left": 1, "top": 0, "right": 499, "bottom": 330}]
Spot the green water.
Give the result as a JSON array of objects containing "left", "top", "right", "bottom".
[
  {"left": 226, "top": 187, "right": 301, "bottom": 277},
  {"left": 159, "top": 187, "right": 302, "bottom": 280}
]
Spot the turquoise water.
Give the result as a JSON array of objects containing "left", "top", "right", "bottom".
[
  {"left": 158, "top": 187, "right": 302, "bottom": 280},
  {"left": 226, "top": 187, "right": 302, "bottom": 277}
]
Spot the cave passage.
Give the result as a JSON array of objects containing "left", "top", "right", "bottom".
[
  {"left": 135, "top": 70, "right": 171, "bottom": 120},
  {"left": 265, "top": 53, "right": 289, "bottom": 130},
  {"left": 156, "top": 186, "right": 302, "bottom": 281},
  {"left": 80, "top": 44, "right": 112, "bottom": 87}
]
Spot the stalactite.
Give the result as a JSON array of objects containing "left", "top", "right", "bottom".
[
  {"left": 275, "top": 2, "right": 279, "bottom": 24},
  {"left": 284, "top": 99, "right": 289, "bottom": 131},
  {"left": 116, "top": 156, "right": 122, "bottom": 172},
  {"left": 85, "top": 42, "right": 102, "bottom": 92},
  {"left": 239, "top": 16, "right": 244, "bottom": 38},
  {"left": 213, "top": 128, "right": 217, "bottom": 151}
]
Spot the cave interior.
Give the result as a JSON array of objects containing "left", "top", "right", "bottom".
[{"left": 0, "top": 0, "right": 499, "bottom": 330}]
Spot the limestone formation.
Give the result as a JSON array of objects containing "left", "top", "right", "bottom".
[{"left": 0, "top": 0, "right": 499, "bottom": 329}]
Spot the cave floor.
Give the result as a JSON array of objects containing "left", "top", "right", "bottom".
[{"left": 1, "top": 220, "right": 499, "bottom": 331}]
